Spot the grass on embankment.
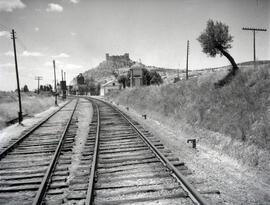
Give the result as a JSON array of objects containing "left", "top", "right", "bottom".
[
  {"left": 107, "top": 64, "right": 270, "bottom": 169},
  {"left": 0, "top": 92, "right": 57, "bottom": 130}
]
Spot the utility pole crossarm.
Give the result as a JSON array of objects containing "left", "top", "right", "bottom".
[
  {"left": 242, "top": 27, "right": 267, "bottom": 31},
  {"left": 35, "top": 76, "right": 43, "bottom": 94}
]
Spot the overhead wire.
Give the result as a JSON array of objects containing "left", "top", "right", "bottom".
[
  {"left": 16, "top": 37, "right": 28, "bottom": 51},
  {"left": 0, "top": 23, "right": 12, "bottom": 31},
  {"left": 0, "top": 24, "right": 52, "bottom": 85},
  {"left": 0, "top": 23, "right": 73, "bottom": 86}
]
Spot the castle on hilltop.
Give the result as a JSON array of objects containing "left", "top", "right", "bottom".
[{"left": 105, "top": 53, "right": 130, "bottom": 65}]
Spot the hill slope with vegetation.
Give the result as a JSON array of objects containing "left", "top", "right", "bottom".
[
  {"left": 71, "top": 57, "right": 178, "bottom": 85},
  {"left": 84, "top": 60, "right": 133, "bottom": 83},
  {"left": 71, "top": 59, "right": 135, "bottom": 85},
  {"left": 107, "top": 62, "right": 270, "bottom": 170}
]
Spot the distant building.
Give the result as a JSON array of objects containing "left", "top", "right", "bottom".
[
  {"left": 100, "top": 80, "right": 121, "bottom": 96},
  {"left": 130, "top": 62, "right": 143, "bottom": 87},
  {"left": 105, "top": 53, "right": 130, "bottom": 65}
]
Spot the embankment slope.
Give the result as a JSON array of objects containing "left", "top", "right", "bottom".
[{"left": 107, "top": 63, "right": 270, "bottom": 171}]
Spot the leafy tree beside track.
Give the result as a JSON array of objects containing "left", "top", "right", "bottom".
[{"left": 198, "top": 19, "right": 238, "bottom": 87}]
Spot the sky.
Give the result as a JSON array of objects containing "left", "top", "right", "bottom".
[{"left": 0, "top": 0, "right": 269, "bottom": 91}]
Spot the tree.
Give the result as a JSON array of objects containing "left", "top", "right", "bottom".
[
  {"left": 142, "top": 68, "right": 151, "bottom": 85},
  {"left": 48, "top": 84, "right": 53, "bottom": 92},
  {"left": 96, "top": 83, "right": 101, "bottom": 95},
  {"left": 149, "top": 71, "right": 163, "bottom": 85},
  {"left": 84, "top": 77, "right": 100, "bottom": 95},
  {"left": 112, "top": 70, "right": 119, "bottom": 78},
  {"left": 197, "top": 19, "right": 239, "bottom": 86},
  {"left": 23, "top": 85, "right": 29, "bottom": 92},
  {"left": 118, "top": 75, "right": 128, "bottom": 88}
]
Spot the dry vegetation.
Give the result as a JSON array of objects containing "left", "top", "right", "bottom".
[
  {"left": 108, "top": 64, "right": 270, "bottom": 168},
  {"left": 0, "top": 92, "right": 56, "bottom": 129}
]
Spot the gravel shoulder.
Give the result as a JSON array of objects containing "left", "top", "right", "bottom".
[
  {"left": 0, "top": 101, "right": 67, "bottom": 150},
  {"left": 68, "top": 98, "right": 93, "bottom": 183},
  {"left": 112, "top": 102, "right": 270, "bottom": 205}
]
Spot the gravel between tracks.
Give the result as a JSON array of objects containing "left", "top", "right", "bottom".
[
  {"left": 68, "top": 98, "right": 93, "bottom": 186},
  {"left": 111, "top": 101, "right": 270, "bottom": 205}
]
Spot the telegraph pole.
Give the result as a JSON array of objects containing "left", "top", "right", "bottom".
[
  {"left": 178, "top": 64, "right": 180, "bottom": 79},
  {"left": 53, "top": 60, "right": 58, "bottom": 106},
  {"left": 61, "top": 70, "right": 64, "bottom": 81},
  {"left": 35, "top": 76, "right": 43, "bottom": 94},
  {"left": 11, "top": 29, "right": 23, "bottom": 123},
  {"left": 242, "top": 27, "right": 267, "bottom": 63},
  {"left": 186, "top": 40, "right": 189, "bottom": 80}
]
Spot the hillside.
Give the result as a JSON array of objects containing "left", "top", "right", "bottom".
[
  {"left": 84, "top": 60, "right": 133, "bottom": 83},
  {"left": 107, "top": 61, "right": 270, "bottom": 170},
  {"left": 71, "top": 56, "right": 135, "bottom": 85},
  {"left": 71, "top": 54, "right": 177, "bottom": 85},
  {"left": 73, "top": 55, "right": 270, "bottom": 86}
]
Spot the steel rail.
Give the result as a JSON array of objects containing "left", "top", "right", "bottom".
[
  {"left": 91, "top": 97, "right": 209, "bottom": 205},
  {"left": 0, "top": 100, "right": 73, "bottom": 160},
  {"left": 85, "top": 99, "right": 101, "bottom": 204},
  {"left": 32, "top": 99, "right": 79, "bottom": 205}
]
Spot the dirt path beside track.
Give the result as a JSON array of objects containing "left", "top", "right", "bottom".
[{"left": 113, "top": 103, "right": 270, "bottom": 205}]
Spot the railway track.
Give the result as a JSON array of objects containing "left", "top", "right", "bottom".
[
  {"left": 85, "top": 98, "right": 209, "bottom": 205},
  {"left": 0, "top": 99, "right": 78, "bottom": 204},
  {"left": 0, "top": 97, "right": 211, "bottom": 205}
]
